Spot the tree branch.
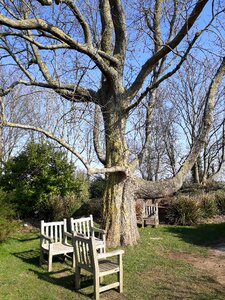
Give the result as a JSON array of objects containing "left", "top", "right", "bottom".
[
  {"left": 63, "top": 0, "right": 92, "bottom": 45},
  {"left": 0, "top": 13, "right": 116, "bottom": 79},
  {"left": 135, "top": 56, "right": 225, "bottom": 198},
  {"left": 109, "top": 0, "right": 127, "bottom": 63},
  {"left": 126, "top": 0, "right": 209, "bottom": 100},
  {"left": 99, "top": 0, "right": 113, "bottom": 56},
  {"left": 93, "top": 104, "right": 106, "bottom": 164},
  {"left": 1, "top": 98, "right": 127, "bottom": 176},
  {"left": 125, "top": 31, "right": 201, "bottom": 113}
]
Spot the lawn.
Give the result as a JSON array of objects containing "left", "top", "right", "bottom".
[{"left": 1, "top": 223, "right": 225, "bottom": 300}]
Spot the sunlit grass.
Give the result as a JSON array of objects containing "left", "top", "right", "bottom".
[{"left": 1, "top": 223, "right": 225, "bottom": 299}]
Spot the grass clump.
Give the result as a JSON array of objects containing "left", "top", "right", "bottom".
[
  {"left": 166, "top": 195, "right": 202, "bottom": 225},
  {"left": 199, "top": 193, "right": 218, "bottom": 218}
]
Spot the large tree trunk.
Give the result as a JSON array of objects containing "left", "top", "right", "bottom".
[
  {"left": 104, "top": 174, "right": 139, "bottom": 247},
  {"left": 102, "top": 102, "right": 139, "bottom": 247}
]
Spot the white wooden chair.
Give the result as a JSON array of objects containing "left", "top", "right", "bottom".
[
  {"left": 142, "top": 203, "right": 159, "bottom": 228},
  {"left": 70, "top": 215, "right": 106, "bottom": 252},
  {"left": 40, "top": 219, "right": 75, "bottom": 272},
  {"left": 74, "top": 234, "right": 124, "bottom": 300}
]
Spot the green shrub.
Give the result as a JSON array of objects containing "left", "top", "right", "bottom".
[
  {"left": 40, "top": 192, "right": 80, "bottom": 221},
  {"left": 215, "top": 190, "right": 225, "bottom": 214},
  {"left": 38, "top": 172, "right": 89, "bottom": 221},
  {"left": 0, "top": 142, "right": 89, "bottom": 218},
  {"left": 73, "top": 198, "right": 103, "bottom": 220},
  {"left": 199, "top": 194, "right": 218, "bottom": 218},
  {"left": 0, "top": 189, "right": 20, "bottom": 242},
  {"left": 166, "top": 196, "right": 202, "bottom": 225}
]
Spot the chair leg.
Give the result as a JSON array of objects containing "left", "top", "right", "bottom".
[
  {"left": 72, "top": 252, "right": 75, "bottom": 269},
  {"left": 118, "top": 256, "right": 123, "bottom": 293},
  {"left": 94, "top": 275, "right": 100, "bottom": 300},
  {"left": 40, "top": 249, "right": 43, "bottom": 267},
  {"left": 75, "top": 267, "right": 80, "bottom": 290},
  {"left": 48, "top": 252, "right": 53, "bottom": 272}
]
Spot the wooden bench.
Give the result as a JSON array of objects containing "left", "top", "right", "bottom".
[
  {"left": 142, "top": 203, "right": 159, "bottom": 228},
  {"left": 70, "top": 215, "right": 106, "bottom": 252},
  {"left": 74, "top": 234, "right": 124, "bottom": 300},
  {"left": 40, "top": 219, "right": 75, "bottom": 272}
]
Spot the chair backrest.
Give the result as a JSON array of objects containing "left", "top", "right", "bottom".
[
  {"left": 143, "top": 203, "right": 158, "bottom": 217},
  {"left": 73, "top": 234, "right": 97, "bottom": 273},
  {"left": 70, "top": 215, "right": 94, "bottom": 238},
  {"left": 41, "top": 219, "right": 67, "bottom": 245}
]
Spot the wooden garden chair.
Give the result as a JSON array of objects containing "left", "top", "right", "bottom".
[
  {"left": 40, "top": 219, "right": 75, "bottom": 272},
  {"left": 73, "top": 234, "right": 124, "bottom": 300},
  {"left": 70, "top": 215, "right": 106, "bottom": 252},
  {"left": 142, "top": 203, "right": 159, "bottom": 227}
]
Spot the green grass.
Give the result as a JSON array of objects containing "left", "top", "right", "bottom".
[{"left": 1, "top": 223, "right": 225, "bottom": 299}]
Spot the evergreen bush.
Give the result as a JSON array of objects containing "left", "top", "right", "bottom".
[
  {"left": 0, "top": 142, "right": 89, "bottom": 218},
  {"left": 89, "top": 176, "right": 106, "bottom": 199}
]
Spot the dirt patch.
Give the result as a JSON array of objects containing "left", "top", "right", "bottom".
[{"left": 169, "top": 243, "right": 225, "bottom": 286}]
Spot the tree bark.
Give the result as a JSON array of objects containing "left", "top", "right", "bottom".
[{"left": 101, "top": 100, "right": 139, "bottom": 246}]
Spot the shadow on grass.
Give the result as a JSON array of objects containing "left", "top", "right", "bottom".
[
  {"left": 13, "top": 249, "right": 94, "bottom": 298},
  {"left": 30, "top": 268, "right": 94, "bottom": 299},
  {"left": 13, "top": 249, "right": 74, "bottom": 268},
  {"left": 13, "top": 249, "right": 40, "bottom": 267},
  {"left": 165, "top": 222, "right": 225, "bottom": 248},
  {"left": 17, "top": 236, "right": 40, "bottom": 242}
]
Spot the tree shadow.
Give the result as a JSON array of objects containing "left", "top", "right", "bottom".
[{"left": 164, "top": 222, "right": 225, "bottom": 249}]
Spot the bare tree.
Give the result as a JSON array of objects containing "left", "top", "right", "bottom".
[
  {"left": 0, "top": 0, "right": 225, "bottom": 246},
  {"left": 170, "top": 58, "right": 225, "bottom": 184}
]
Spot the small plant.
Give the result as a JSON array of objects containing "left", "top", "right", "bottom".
[
  {"left": 166, "top": 196, "right": 201, "bottom": 225},
  {"left": 199, "top": 194, "right": 218, "bottom": 218}
]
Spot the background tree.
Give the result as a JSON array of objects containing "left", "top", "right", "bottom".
[
  {"left": 170, "top": 57, "right": 225, "bottom": 184},
  {"left": 0, "top": 0, "right": 224, "bottom": 246}
]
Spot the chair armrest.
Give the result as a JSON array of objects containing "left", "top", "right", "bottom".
[
  {"left": 64, "top": 231, "right": 73, "bottom": 238},
  {"left": 91, "top": 226, "right": 106, "bottom": 235},
  {"left": 97, "top": 249, "right": 124, "bottom": 260},
  {"left": 40, "top": 233, "right": 53, "bottom": 243}
]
